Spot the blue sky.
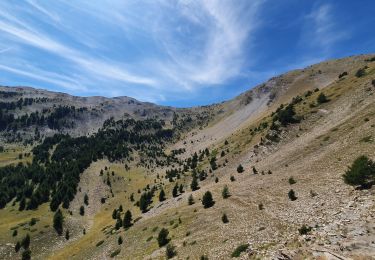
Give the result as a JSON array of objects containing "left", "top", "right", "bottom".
[{"left": 0, "top": 1, "right": 374, "bottom": 107}]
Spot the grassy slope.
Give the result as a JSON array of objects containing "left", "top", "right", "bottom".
[{"left": 0, "top": 55, "right": 374, "bottom": 259}]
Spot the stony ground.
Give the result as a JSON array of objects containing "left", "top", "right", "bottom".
[{"left": 0, "top": 54, "right": 374, "bottom": 259}]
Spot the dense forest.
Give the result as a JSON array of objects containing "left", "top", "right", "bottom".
[{"left": 0, "top": 117, "right": 174, "bottom": 211}]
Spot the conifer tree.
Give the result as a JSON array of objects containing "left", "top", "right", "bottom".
[
  {"left": 112, "top": 209, "right": 118, "bottom": 219},
  {"left": 123, "top": 210, "right": 132, "bottom": 228},
  {"left": 79, "top": 205, "right": 85, "bottom": 216},
  {"left": 84, "top": 193, "right": 89, "bottom": 205},
  {"left": 53, "top": 209, "right": 64, "bottom": 235},
  {"left": 288, "top": 189, "right": 297, "bottom": 201},
  {"left": 222, "top": 185, "right": 230, "bottom": 199},
  {"left": 237, "top": 164, "right": 244, "bottom": 173},
  {"left": 22, "top": 249, "right": 31, "bottom": 260},
  {"left": 159, "top": 189, "right": 166, "bottom": 202},
  {"left": 343, "top": 156, "right": 375, "bottom": 187},
  {"left": 21, "top": 234, "right": 30, "bottom": 249},
  {"left": 172, "top": 183, "right": 178, "bottom": 197},
  {"left": 222, "top": 213, "right": 229, "bottom": 223},
  {"left": 115, "top": 217, "right": 122, "bottom": 230},
  {"left": 188, "top": 194, "right": 194, "bottom": 205},
  {"left": 317, "top": 93, "right": 329, "bottom": 104},
  {"left": 166, "top": 243, "right": 177, "bottom": 259},
  {"left": 15, "top": 241, "right": 21, "bottom": 252},
  {"left": 202, "top": 191, "right": 215, "bottom": 208},
  {"left": 65, "top": 229, "right": 70, "bottom": 240},
  {"left": 179, "top": 184, "right": 184, "bottom": 193},
  {"left": 157, "top": 228, "right": 169, "bottom": 247},
  {"left": 190, "top": 176, "right": 199, "bottom": 191}
]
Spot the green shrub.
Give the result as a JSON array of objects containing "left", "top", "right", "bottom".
[
  {"left": 317, "top": 93, "right": 329, "bottom": 104},
  {"left": 288, "top": 177, "right": 296, "bottom": 185},
  {"left": 288, "top": 189, "right": 297, "bottom": 201},
  {"left": 166, "top": 244, "right": 177, "bottom": 259},
  {"left": 343, "top": 155, "right": 375, "bottom": 187},
  {"left": 110, "top": 249, "right": 121, "bottom": 258},
  {"left": 338, "top": 71, "right": 348, "bottom": 78},
  {"left": 96, "top": 240, "right": 104, "bottom": 247},
  {"left": 157, "top": 228, "right": 169, "bottom": 247},
  {"left": 222, "top": 185, "right": 230, "bottom": 199},
  {"left": 355, "top": 67, "right": 367, "bottom": 78},
  {"left": 298, "top": 225, "right": 312, "bottom": 235},
  {"left": 222, "top": 213, "right": 229, "bottom": 223},
  {"left": 231, "top": 244, "right": 249, "bottom": 257}
]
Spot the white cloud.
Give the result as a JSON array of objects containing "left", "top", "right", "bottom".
[
  {"left": 304, "top": 3, "right": 349, "bottom": 52},
  {"left": 0, "top": 6, "right": 158, "bottom": 87},
  {"left": 0, "top": 0, "right": 265, "bottom": 102},
  {"left": 0, "top": 63, "right": 86, "bottom": 91},
  {"left": 150, "top": 0, "right": 264, "bottom": 89}
]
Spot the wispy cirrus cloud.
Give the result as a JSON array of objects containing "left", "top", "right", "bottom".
[
  {"left": 0, "top": 0, "right": 265, "bottom": 102},
  {"left": 0, "top": 0, "right": 370, "bottom": 105},
  {"left": 301, "top": 3, "right": 349, "bottom": 53},
  {"left": 150, "top": 0, "right": 264, "bottom": 89}
]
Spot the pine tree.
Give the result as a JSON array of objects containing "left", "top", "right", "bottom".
[
  {"left": 222, "top": 213, "right": 229, "bottom": 223},
  {"left": 237, "top": 164, "right": 244, "bottom": 173},
  {"left": 21, "top": 234, "right": 30, "bottom": 249},
  {"left": 288, "top": 177, "right": 296, "bottom": 185},
  {"left": 179, "top": 184, "right": 184, "bottom": 193},
  {"left": 188, "top": 194, "right": 194, "bottom": 205},
  {"left": 190, "top": 176, "right": 199, "bottom": 191},
  {"left": 22, "top": 249, "right": 31, "bottom": 260},
  {"left": 19, "top": 197, "right": 26, "bottom": 211},
  {"left": 112, "top": 209, "right": 118, "bottom": 219},
  {"left": 118, "top": 236, "right": 123, "bottom": 245},
  {"left": 159, "top": 189, "right": 166, "bottom": 202},
  {"left": 317, "top": 93, "right": 329, "bottom": 104},
  {"left": 65, "top": 229, "right": 70, "bottom": 240},
  {"left": 166, "top": 243, "right": 177, "bottom": 259},
  {"left": 172, "top": 183, "right": 178, "bottom": 197},
  {"left": 210, "top": 157, "right": 217, "bottom": 170},
  {"left": 53, "top": 209, "right": 64, "bottom": 235},
  {"left": 115, "top": 217, "right": 122, "bottom": 230},
  {"left": 139, "top": 193, "right": 149, "bottom": 213},
  {"left": 288, "top": 189, "right": 297, "bottom": 201},
  {"left": 215, "top": 177, "right": 219, "bottom": 183},
  {"left": 157, "top": 228, "right": 169, "bottom": 247},
  {"left": 222, "top": 185, "right": 230, "bottom": 199},
  {"left": 252, "top": 166, "right": 258, "bottom": 174},
  {"left": 79, "top": 205, "right": 85, "bottom": 216},
  {"left": 84, "top": 193, "right": 89, "bottom": 205},
  {"left": 202, "top": 191, "right": 215, "bottom": 208},
  {"left": 123, "top": 210, "right": 132, "bottom": 228},
  {"left": 343, "top": 156, "right": 375, "bottom": 187},
  {"left": 15, "top": 241, "right": 21, "bottom": 252}
]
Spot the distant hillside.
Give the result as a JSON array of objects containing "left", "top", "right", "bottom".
[{"left": 0, "top": 54, "right": 374, "bottom": 260}]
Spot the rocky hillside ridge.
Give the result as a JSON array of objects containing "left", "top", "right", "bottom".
[
  {"left": 0, "top": 54, "right": 374, "bottom": 260},
  {"left": 0, "top": 55, "right": 371, "bottom": 145}
]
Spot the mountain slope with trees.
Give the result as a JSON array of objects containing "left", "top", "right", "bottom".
[{"left": 0, "top": 54, "right": 374, "bottom": 259}]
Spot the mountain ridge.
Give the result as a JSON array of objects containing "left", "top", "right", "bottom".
[{"left": 0, "top": 53, "right": 374, "bottom": 259}]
